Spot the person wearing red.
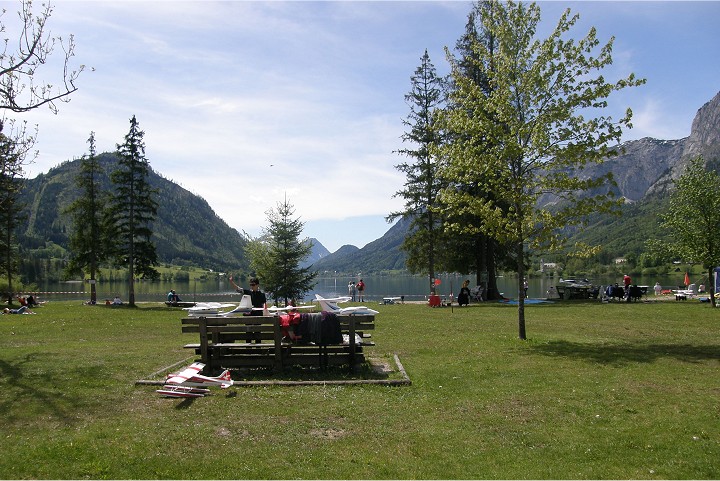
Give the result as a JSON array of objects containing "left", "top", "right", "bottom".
[{"left": 356, "top": 279, "right": 365, "bottom": 302}]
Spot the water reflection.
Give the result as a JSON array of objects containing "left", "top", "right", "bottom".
[{"left": 33, "top": 273, "right": 686, "bottom": 303}]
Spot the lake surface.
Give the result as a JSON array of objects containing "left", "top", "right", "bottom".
[{"left": 30, "top": 273, "right": 695, "bottom": 304}]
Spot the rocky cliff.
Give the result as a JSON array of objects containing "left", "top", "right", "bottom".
[
  {"left": 648, "top": 90, "right": 720, "bottom": 196},
  {"left": 600, "top": 137, "right": 685, "bottom": 201}
]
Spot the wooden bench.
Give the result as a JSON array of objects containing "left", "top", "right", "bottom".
[{"left": 181, "top": 314, "right": 375, "bottom": 372}]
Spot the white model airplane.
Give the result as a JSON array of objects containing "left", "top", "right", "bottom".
[
  {"left": 183, "top": 295, "right": 260, "bottom": 317},
  {"left": 156, "top": 362, "right": 233, "bottom": 398},
  {"left": 382, "top": 296, "right": 402, "bottom": 304},
  {"left": 183, "top": 301, "right": 237, "bottom": 317},
  {"left": 264, "top": 304, "right": 314, "bottom": 313},
  {"left": 314, "top": 294, "right": 379, "bottom": 315},
  {"left": 218, "top": 295, "right": 256, "bottom": 316}
]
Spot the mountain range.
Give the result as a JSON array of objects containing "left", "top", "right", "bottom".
[
  {"left": 319, "top": 91, "right": 720, "bottom": 271},
  {"left": 16, "top": 90, "right": 720, "bottom": 276}
]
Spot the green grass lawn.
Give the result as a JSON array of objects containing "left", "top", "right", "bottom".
[{"left": 0, "top": 299, "right": 717, "bottom": 479}]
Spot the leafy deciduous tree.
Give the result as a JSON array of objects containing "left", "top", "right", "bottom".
[
  {"left": 649, "top": 157, "right": 720, "bottom": 308},
  {"left": 64, "top": 132, "right": 107, "bottom": 303},
  {"left": 0, "top": 0, "right": 83, "bottom": 303},
  {"left": 437, "top": 0, "right": 644, "bottom": 339}
]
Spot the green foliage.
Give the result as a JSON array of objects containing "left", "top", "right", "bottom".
[
  {"left": 64, "top": 132, "right": 107, "bottom": 301},
  {"left": 648, "top": 157, "right": 720, "bottom": 305},
  {"left": 107, "top": 116, "right": 159, "bottom": 304},
  {"left": 435, "top": 0, "right": 645, "bottom": 338},
  {"left": 0, "top": 120, "right": 35, "bottom": 302},
  {"left": 246, "top": 197, "right": 317, "bottom": 304}
]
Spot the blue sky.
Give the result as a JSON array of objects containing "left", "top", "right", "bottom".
[{"left": 17, "top": 1, "right": 720, "bottom": 253}]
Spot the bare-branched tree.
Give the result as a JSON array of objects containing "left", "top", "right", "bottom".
[{"left": 0, "top": 0, "right": 84, "bottom": 115}]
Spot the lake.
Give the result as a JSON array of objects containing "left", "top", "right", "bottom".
[{"left": 29, "top": 272, "right": 695, "bottom": 304}]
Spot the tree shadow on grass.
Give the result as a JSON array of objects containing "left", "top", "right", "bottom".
[
  {"left": 527, "top": 340, "right": 720, "bottom": 366},
  {"left": 0, "top": 353, "right": 83, "bottom": 424}
]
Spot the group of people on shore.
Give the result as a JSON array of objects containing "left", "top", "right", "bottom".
[{"left": 347, "top": 279, "right": 365, "bottom": 302}]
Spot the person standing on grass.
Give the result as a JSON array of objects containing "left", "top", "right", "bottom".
[
  {"left": 458, "top": 280, "right": 471, "bottom": 306},
  {"left": 356, "top": 279, "right": 365, "bottom": 302},
  {"left": 229, "top": 275, "right": 267, "bottom": 316},
  {"left": 348, "top": 281, "right": 356, "bottom": 302}
]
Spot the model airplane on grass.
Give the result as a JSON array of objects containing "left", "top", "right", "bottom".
[
  {"left": 156, "top": 362, "right": 233, "bottom": 398},
  {"left": 314, "top": 294, "right": 379, "bottom": 315}
]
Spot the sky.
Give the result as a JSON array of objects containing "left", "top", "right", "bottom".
[{"left": 12, "top": 0, "right": 720, "bottom": 253}]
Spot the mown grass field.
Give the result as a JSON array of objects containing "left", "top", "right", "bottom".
[{"left": 0, "top": 298, "right": 718, "bottom": 479}]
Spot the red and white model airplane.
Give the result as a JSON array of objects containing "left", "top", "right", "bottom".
[{"left": 156, "top": 362, "right": 233, "bottom": 398}]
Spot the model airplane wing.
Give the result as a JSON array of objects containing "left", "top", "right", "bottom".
[
  {"left": 165, "top": 362, "right": 205, "bottom": 384},
  {"left": 265, "top": 304, "right": 314, "bottom": 312},
  {"left": 217, "top": 295, "right": 257, "bottom": 317},
  {"left": 165, "top": 362, "right": 234, "bottom": 388},
  {"left": 156, "top": 385, "right": 211, "bottom": 398},
  {"left": 314, "top": 294, "right": 379, "bottom": 315},
  {"left": 183, "top": 302, "right": 235, "bottom": 310},
  {"left": 314, "top": 294, "right": 352, "bottom": 304}
]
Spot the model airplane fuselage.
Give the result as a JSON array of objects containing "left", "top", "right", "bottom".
[
  {"left": 183, "top": 296, "right": 255, "bottom": 317},
  {"left": 314, "top": 294, "right": 379, "bottom": 315},
  {"left": 157, "top": 362, "right": 233, "bottom": 398}
]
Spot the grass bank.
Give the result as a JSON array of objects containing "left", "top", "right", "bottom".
[{"left": 0, "top": 299, "right": 718, "bottom": 479}]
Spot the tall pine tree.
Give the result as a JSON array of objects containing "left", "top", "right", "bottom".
[
  {"left": 0, "top": 120, "right": 35, "bottom": 304},
  {"left": 437, "top": 4, "right": 507, "bottom": 300},
  {"left": 108, "top": 116, "right": 159, "bottom": 306},
  {"left": 388, "top": 49, "right": 446, "bottom": 294},
  {"left": 245, "top": 196, "right": 317, "bottom": 305},
  {"left": 64, "top": 132, "right": 107, "bottom": 304}
]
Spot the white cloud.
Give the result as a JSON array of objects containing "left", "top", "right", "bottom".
[{"left": 12, "top": 1, "right": 720, "bottom": 251}]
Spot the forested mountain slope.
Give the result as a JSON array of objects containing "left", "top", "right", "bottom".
[{"left": 19, "top": 153, "right": 249, "bottom": 272}]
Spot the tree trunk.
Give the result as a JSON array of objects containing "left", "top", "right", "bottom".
[
  {"left": 517, "top": 242, "right": 527, "bottom": 340},
  {"left": 90, "top": 259, "right": 97, "bottom": 304},
  {"left": 708, "top": 267, "right": 716, "bottom": 308}
]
